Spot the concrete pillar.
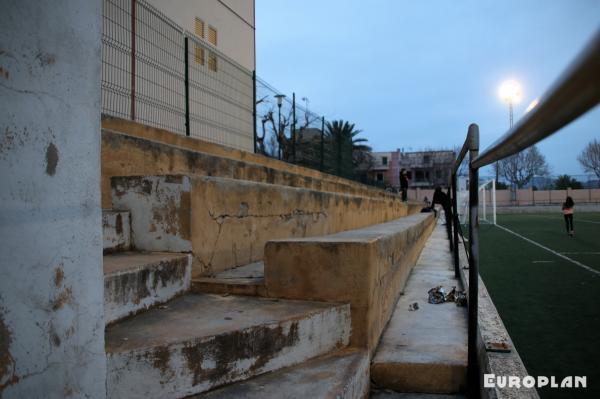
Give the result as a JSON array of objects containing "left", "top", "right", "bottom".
[{"left": 0, "top": 1, "right": 105, "bottom": 398}]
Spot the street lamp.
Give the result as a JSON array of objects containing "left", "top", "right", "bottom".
[{"left": 274, "top": 94, "right": 286, "bottom": 159}]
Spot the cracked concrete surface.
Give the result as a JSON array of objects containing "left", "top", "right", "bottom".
[{"left": 111, "top": 174, "right": 420, "bottom": 278}]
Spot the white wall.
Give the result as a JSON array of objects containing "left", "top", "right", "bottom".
[{"left": 0, "top": 1, "right": 105, "bottom": 398}]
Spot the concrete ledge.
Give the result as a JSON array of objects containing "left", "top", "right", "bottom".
[
  {"left": 105, "top": 294, "right": 351, "bottom": 398},
  {"left": 101, "top": 127, "right": 410, "bottom": 209},
  {"left": 103, "top": 251, "right": 191, "bottom": 324},
  {"left": 264, "top": 213, "right": 436, "bottom": 351},
  {"left": 103, "top": 209, "right": 131, "bottom": 253},
  {"left": 457, "top": 239, "right": 540, "bottom": 399},
  {"left": 111, "top": 175, "right": 417, "bottom": 277},
  {"left": 195, "top": 349, "right": 369, "bottom": 399}
]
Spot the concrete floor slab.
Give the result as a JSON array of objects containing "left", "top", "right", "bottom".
[
  {"left": 192, "top": 262, "right": 266, "bottom": 296},
  {"left": 106, "top": 293, "right": 351, "bottom": 398},
  {"left": 104, "top": 251, "right": 191, "bottom": 324},
  {"left": 372, "top": 221, "right": 468, "bottom": 394},
  {"left": 193, "top": 349, "right": 369, "bottom": 399}
]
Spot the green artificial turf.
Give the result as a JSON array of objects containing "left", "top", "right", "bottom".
[{"left": 478, "top": 213, "right": 600, "bottom": 399}]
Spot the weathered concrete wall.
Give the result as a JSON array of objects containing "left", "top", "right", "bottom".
[
  {"left": 101, "top": 118, "right": 401, "bottom": 208},
  {"left": 264, "top": 213, "right": 436, "bottom": 351},
  {"left": 111, "top": 175, "right": 420, "bottom": 277},
  {"left": 0, "top": 1, "right": 105, "bottom": 398},
  {"left": 103, "top": 209, "right": 132, "bottom": 252}
]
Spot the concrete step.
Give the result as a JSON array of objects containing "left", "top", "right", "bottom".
[
  {"left": 191, "top": 261, "right": 266, "bottom": 297},
  {"left": 101, "top": 121, "right": 408, "bottom": 211},
  {"left": 265, "top": 213, "right": 436, "bottom": 351},
  {"left": 111, "top": 174, "right": 416, "bottom": 279},
  {"left": 192, "top": 349, "right": 369, "bottom": 399},
  {"left": 371, "top": 223, "right": 467, "bottom": 394},
  {"left": 105, "top": 293, "right": 351, "bottom": 399},
  {"left": 103, "top": 209, "right": 131, "bottom": 253},
  {"left": 104, "top": 251, "right": 191, "bottom": 324}
]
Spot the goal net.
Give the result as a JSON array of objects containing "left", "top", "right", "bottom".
[{"left": 478, "top": 179, "right": 497, "bottom": 225}]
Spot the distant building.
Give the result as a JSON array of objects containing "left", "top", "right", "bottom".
[{"left": 366, "top": 149, "right": 455, "bottom": 189}]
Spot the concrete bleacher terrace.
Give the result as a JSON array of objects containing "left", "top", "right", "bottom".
[
  {"left": 110, "top": 174, "right": 419, "bottom": 277},
  {"left": 265, "top": 213, "right": 436, "bottom": 351}
]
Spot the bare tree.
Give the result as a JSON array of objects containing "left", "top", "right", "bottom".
[
  {"left": 498, "top": 145, "right": 549, "bottom": 188},
  {"left": 578, "top": 139, "right": 600, "bottom": 183}
]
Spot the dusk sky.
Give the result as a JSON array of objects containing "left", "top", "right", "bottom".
[{"left": 256, "top": 1, "right": 600, "bottom": 177}]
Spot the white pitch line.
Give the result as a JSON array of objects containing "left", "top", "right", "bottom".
[
  {"left": 560, "top": 252, "right": 600, "bottom": 255},
  {"left": 494, "top": 224, "right": 600, "bottom": 277}
]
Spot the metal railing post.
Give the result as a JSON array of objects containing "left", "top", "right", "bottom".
[
  {"left": 320, "top": 116, "right": 325, "bottom": 171},
  {"left": 130, "top": 0, "right": 137, "bottom": 121},
  {"left": 292, "top": 93, "right": 296, "bottom": 163},
  {"left": 467, "top": 123, "right": 480, "bottom": 398},
  {"left": 252, "top": 70, "right": 257, "bottom": 152},
  {"left": 452, "top": 173, "right": 459, "bottom": 278},
  {"left": 184, "top": 36, "right": 190, "bottom": 137}
]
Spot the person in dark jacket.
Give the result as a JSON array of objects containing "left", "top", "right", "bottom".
[
  {"left": 400, "top": 169, "right": 409, "bottom": 202},
  {"left": 431, "top": 186, "right": 452, "bottom": 226}
]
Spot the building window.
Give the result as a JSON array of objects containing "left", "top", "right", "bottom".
[
  {"left": 382, "top": 156, "right": 388, "bottom": 165},
  {"left": 377, "top": 173, "right": 384, "bottom": 182},
  {"left": 415, "top": 171, "right": 424, "bottom": 181},
  {"left": 435, "top": 169, "right": 442, "bottom": 179},
  {"left": 423, "top": 155, "right": 431, "bottom": 164},
  {"left": 195, "top": 17, "right": 205, "bottom": 38},
  {"left": 208, "top": 52, "right": 217, "bottom": 72},
  {"left": 194, "top": 17, "right": 205, "bottom": 65},
  {"left": 208, "top": 26, "right": 217, "bottom": 46}
]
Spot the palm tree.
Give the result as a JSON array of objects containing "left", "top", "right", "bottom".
[{"left": 325, "top": 120, "right": 371, "bottom": 178}]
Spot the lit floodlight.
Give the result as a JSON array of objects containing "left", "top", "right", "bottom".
[{"left": 498, "top": 79, "right": 522, "bottom": 104}]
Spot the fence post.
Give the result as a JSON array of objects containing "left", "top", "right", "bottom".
[
  {"left": 292, "top": 93, "right": 296, "bottom": 163},
  {"left": 184, "top": 37, "right": 190, "bottom": 137},
  {"left": 130, "top": 0, "right": 137, "bottom": 121},
  {"left": 253, "top": 71, "right": 257, "bottom": 153},
  {"left": 451, "top": 173, "right": 459, "bottom": 278},
  {"left": 467, "top": 124, "right": 480, "bottom": 398},
  {"left": 320, "top": 116, "right": 325, "bottom": 171}
]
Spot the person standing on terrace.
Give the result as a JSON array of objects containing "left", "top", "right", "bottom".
[{"left": 400, "top": 169, "right": 410, "bottom": 202}]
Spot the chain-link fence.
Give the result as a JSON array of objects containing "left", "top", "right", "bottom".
[
  {"left": 102, "top": 0, "right": 381, "bottom": 187},
  {"left": 255, "top": 78, "right": 381, "bottom": 186}
]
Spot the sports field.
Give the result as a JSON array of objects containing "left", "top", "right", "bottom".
[{"left": 478, "top": 212, "right": 600, "bottom": 399}]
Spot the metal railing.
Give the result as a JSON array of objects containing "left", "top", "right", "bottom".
[{"left": 451, "top": 29, "right": 600, "bottom": 398}]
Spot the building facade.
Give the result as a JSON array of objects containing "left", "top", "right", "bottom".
[
  {"left": 101, "top": 0, "right": 256, "bottom": 152},
  {"left": 146, "top": 0, "right": 255, "bottom": 71},
  {"left": 368, "top": 149, "right": 455, "bottom": 189}
]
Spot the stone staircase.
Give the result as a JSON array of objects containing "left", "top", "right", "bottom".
[
  {"left": 100, "top": 120, "right": 468, "bottom": 398},
  {"left": 102, "top": 208, "right": 362, "bottom": 398}
]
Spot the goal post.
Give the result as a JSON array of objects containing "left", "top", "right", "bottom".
[{"left": 478, "top": 179, "right": 496, "bottom": 225}]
